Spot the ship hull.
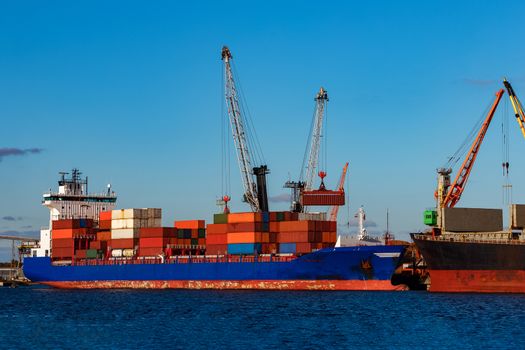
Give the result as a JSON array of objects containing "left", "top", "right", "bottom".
[
  {"left": 23, "top": 246, "right": 406, "bottom": 290},
  {"left": 412, "top": 234, "right": 525, "bottom": 293}
]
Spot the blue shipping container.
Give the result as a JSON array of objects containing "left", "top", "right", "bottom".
[
  {"left": 279, "top": 243, "right": 296, "bottom": 254},
  {"left": 262, "top": 212, "right": 270, "bottom": 223},
  {"left": 228, "top": 243, "right": 262, "bottom": 255}
]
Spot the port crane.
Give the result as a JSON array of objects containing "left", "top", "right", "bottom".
[
  {"left": 329, "top": 162, "right": 349, "bottom": 221},
  {"left": 503, "top": 79, "right": 525, "bottom": 141},
  {"left": 221, "top": 46, "right": 269, "bottom": 213},
  {"left": 285, "top": 88, "right": 345, "bottom": 212},
  {"left": 429, "top": 89, "right": 504, "bottom": 228}
]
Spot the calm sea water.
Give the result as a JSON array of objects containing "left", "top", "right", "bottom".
[{"left": 1, "top": 286, "right": 524, "bottom": 349}]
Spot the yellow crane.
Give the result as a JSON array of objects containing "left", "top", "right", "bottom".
[{"left": 503, "top": 79, "right": 525, "bottom": 140}]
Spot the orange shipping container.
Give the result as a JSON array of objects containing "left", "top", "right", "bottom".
[
  {"left": 99, "top": 211, "right": 112, "bottom": 221},
  {"left": 206, "top": 224, "right": 228, "bottom": 234},
  {"left": 53, "top": 228, "right": 95, "bottom": 239},
  {"left": 174, "top": 220, "right": 205, "bottom": 229},
  {"left": 97, "top": 231, "right": 111, "bottom": 241},
  {"left": 52, "top": 247, "right": 74, "bottom": 259},
  {"left": 330, "top": 232, "right": 337, "bottom": 243},
  {"left": 89, "top": 240, "right": 107, "bottom": 250},
  {"left": 269, "top": 222, "right": 280, "bottom": 232},
  {"left": 322, "top": 232, "right": 331, "bottom": 242},
  {"left": 227, "top": 212, "right": 263, "bottom": 223},
  {"left": 227, "top": 232, "right": 262, "bottom": 244},
  {"left": 261, "top": 232, "right": 270, "bottom": 243}
]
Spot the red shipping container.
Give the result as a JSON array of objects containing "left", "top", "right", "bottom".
[
  {"left": 269, "top": 232, "right": 277, "bottom": 243},
  {"left": 279, "top": 221, "right": 315, "bottom": 232},
  {"left": 89, "top": 240, "right": 108, "bottom": 250},
  {"left": 139, "top": 237, "right": 169, "bottom": 248},
  {"left": 269, "top": 222, "right": 280, "bottom": 232},
  {"left": 206, "top": 234, "right": 228, "bottom": 245},
  {"left": 99, "top": 220, "right": 112, "bottom": 230},
  {"left": 296, "top": 243, "right": 315, "bottom": 254},
  {"left": 290, "top": 212, "right": 299, "bottom": 221},
  {"left": 261, "top": 232, "right": 270, "bottom": 243},
  {"left": 269, "top": 212, "right": 277, "bottom": 222},
  {"left": 75, "top": 249, "right": 87, "bottom": 259},
  {"left": 206, "top": 224, "right": 228, "bottom": 234},
  {"left": 52, "top": 238, "right": 75, "bottom": 248},
  {"left": 261, "top": 243, "right": 279, "bottom": 254},
  {"left": 139, "top": 227, "right": 176, "bottom": 238},
  {"left": 97, "top": 231, "right": 111, "bottom": 241},
  {"left": 329, "top": 221, "right": 337, "bottom": 231},
  {"left": 330, "top": 232, "right": 337, "bottom": 243},
  {"left": 138, "top": 247, "right": 164, "bottom": 256},
  {"left": 277, "top": 231, "right": 314, "bottom": 243},
  {"left": 206, "top": 244, "right": 228, "bottom": 255},
  {"left": 52, "top": 219, "right": 94, "bottom": 230},
  {"left": 52, "top": 247, "right": 74, "bottom": 259},
  {"left": 174, "top": 220, "right": 205, "bottom": 229},
  {"left": 198, "top": 238, "right": 206, "bottom": 246},
  {"left": 109, "top": 239, "right": 137, "bottom": 249}
]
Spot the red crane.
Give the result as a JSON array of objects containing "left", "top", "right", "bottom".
[
  {"left": 438, "top": 89, "right": 504, "bottom": 208},
  {"left": 329, "top": 162, "right": 349, "bottom": 221}
]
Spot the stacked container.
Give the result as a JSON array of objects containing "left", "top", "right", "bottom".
[
  {"left": 138, "top": 227, "right": 177, "bottom": 256},
  {"left": 51, "top": 219, "right": 97, "bottom": 260},
  {"left": 109, "top": 208, "right": 161, "bottom": 255}
]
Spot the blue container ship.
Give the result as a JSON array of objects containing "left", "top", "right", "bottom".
[{"left": 23, "top": 170, "right": 406, "bottom": 290}]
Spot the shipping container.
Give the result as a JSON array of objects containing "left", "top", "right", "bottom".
[
  {"left": 227, "top": 232, "right": 262, "bottom": 244},
  {"left": 52, "top": 238, "right": 75, "bottom": 248},
  {"left": 279, "top": 221, "right": 316, "bottom": 232},
  {"left": 99, "top": 211, "right": 112, "bottom": 221},
  {"left": 207, "top": 224, "right": 228, "bottom": 234},
  {"left": 213, "top": 213, "right": 228, "bottom": 224},
  {"left": 109, "top": 239, "right": 137, "bottom": 249},
  {"left": 206, "top": 234, "right": 228, "bottom": 245},
  {"left": 279, "top": 243, "right": 296, "bottom": 254},
  {"left": 122, "top": 249, "right": 135, "bottom": 257},
  {"left": 99, "top": 220, "right": 111, "bottom": 230},
  {"left": 52, "top": 219, "right": 94, "bottom": 230},
  {"left": 111, "top": 249, "right": 123, "bottom": 257},
  {"left": 52, "top": 228, "right": 95, "bottom": 239},
  {"left": 138, "top": 247, "right": 164, "bottom": 257},
  {"left": 86, "top": 249, "right": 98, "bottom": 259},
  {"left": 139, "top": 237, "right": 169, "bottom": 248},
  {"left": 174, "top": 220, "right": 205, "bottom": 229},
  {"left": 111, "top": 228, "right": 140, "bottom": 239},
  {"left": 227, "top": 243, "right": 262, "bottom": 255},
  {"left": 139, "top": 227, "right": 177, "bottom": 238},
  {"left": 277, "top": 231, "right": 314, "bottom": 243},
  {"left": 205, "top": 244, "right": 228, "bottom": 255},
  {"left": 97, "top": 231, "right": 111, "bottom": 241}
]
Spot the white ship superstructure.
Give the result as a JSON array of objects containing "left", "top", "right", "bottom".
[{"left": 31, "top": 169, "right": 117, "bottom": 257}]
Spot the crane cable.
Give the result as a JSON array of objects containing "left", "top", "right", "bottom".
[
  {"left": 501, "top": 97, "right": 512, "bottom": 204},
  {"left": 443, "top": 99, "right": 492, "bottom": 170}
]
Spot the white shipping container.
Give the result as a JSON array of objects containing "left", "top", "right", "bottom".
[
  {"left": 111, "top": 209, "right": 126, "bottom": 220},
  {"left": 111, "top": 228, "right": 140, "bottom": 239},
  {"left": 111, "top": 218, "right": 146, "bottom": 229},
  {"left": 123, "top": 208, "right": 146, "bottom": 219},
  {"left": 111, "top": 249, "right": 123, "bottom": 257},
  {"left": 122, "top": 249, "right": 135, "bottom": 257}
]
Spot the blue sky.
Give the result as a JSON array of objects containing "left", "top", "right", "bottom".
[{"left": 1, "top": 1, "right": 525, "bottom": 260}]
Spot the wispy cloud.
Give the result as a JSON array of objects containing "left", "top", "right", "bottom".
[
  {"left": 462, "top": 78, "right": 497, "bottom": 86},
  {"left": 269, "top": 193, "right": 291, "bottom": 203},
  {"left": 0, "top": 147, "right": 43, "bottom": 162},
  {"left": 2, "top": 216, "right": 16, "bottom": 221}
]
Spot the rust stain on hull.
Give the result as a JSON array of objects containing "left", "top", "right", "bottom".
[
  {"left": 45, "top": 280, "right": 407, "bottom": 291},
  {"left": 429, "top": 270, "right": 525, "bottom": 293}
]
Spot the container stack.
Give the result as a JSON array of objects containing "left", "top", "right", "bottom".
[
  {"left": 51, "top": 219, "right": 96, "bottom": 260},
  {"left": 205, "top": 211, "right": 337, "bottom": 255},
  {"left": 138, "top": 227, "right": 177, "bottom": 257},
  {"left": 173, "top": 220, "right": 206, "bottom": 248},
  {"left": 109, "top": 208, "right": 161, "bottom": 257}
]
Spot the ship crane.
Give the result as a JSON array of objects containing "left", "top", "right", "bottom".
[
  {"left": 285, "top": 88, "right": 345, "bottom": 212},
  {"left": 221, "top": 46, "right": 269, "bottom": 212},
  {"left": 503, "top": 79, "right": 525, "bottom": 141},
  {"left": 436, "top": 89, "right": 504, "bottom": 213},
  {"left": 329, "top": 162, "right": 349, "bottom": 221}
]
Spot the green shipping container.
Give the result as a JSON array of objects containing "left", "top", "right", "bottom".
[
  {"left": 276, "top": 212, "right": 285, "bottom": 222},
  {"left": 198, "top": 228, "right": 206, "bottom": 238},
  {"left": 214, "top": 213, "right": 228, "bottom": 224},
  {"left": 86, "top": 249, "right": 98, "bottom": 259},
  {"left": 424, "top": 210, "right": 438, "bottom": 226},
  {"left": 191, "top": 238, "right": 199, "bottom": 246}
]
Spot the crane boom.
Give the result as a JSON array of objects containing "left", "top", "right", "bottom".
[
  {"left": 221, "top": 46, "right": 260, "bottom": 212},
  {"left": 303, "top": 87, "right": 329, "bottom": 190},
  {"left": 503, "top": 79, "right": 525, "bottom": 140},
  {"left": 329, "top": 162, "right": 349, "bottom": 221},
  {"left": 441, "top": 89, "right": 504, "bottom": 208}
]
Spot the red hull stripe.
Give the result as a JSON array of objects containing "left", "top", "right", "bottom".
[
  {"left": 44, "top": 280, "right": 407, "bottom": 291},
  {"left": 429, "top": 270, "right": 525, "bottom": 293}
]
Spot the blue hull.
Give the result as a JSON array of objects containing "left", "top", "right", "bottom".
[{"left": 23, "top": 246, "right": 406, "bottom": 290}]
